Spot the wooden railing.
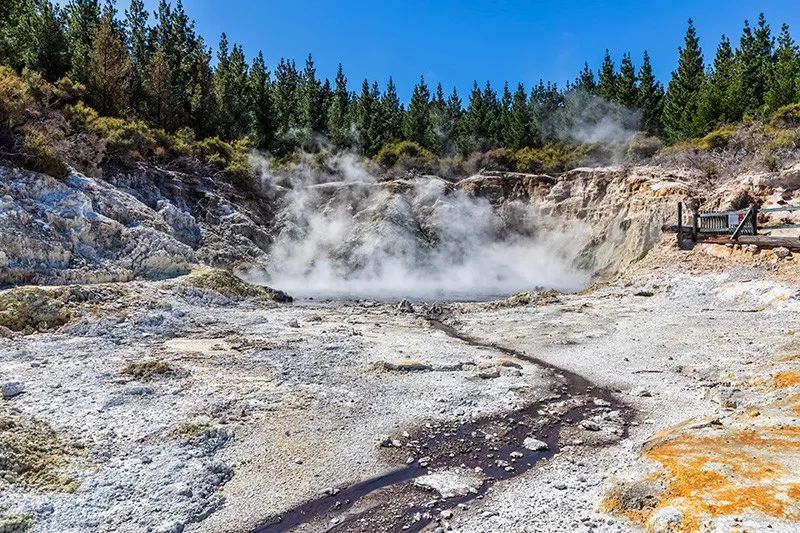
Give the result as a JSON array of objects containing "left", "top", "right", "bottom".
[{"left": 673, "top": 202, "right": 800, "bottom": 251}]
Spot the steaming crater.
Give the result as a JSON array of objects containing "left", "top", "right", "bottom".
[{"left": 247, "top": 155, "right": 590, "bottom": 301}]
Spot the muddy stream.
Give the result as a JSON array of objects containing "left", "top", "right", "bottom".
[{"left": 254, "top": 307, "right": 634, "bottom": 533}]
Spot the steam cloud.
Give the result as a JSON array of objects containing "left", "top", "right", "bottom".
[{"left": 247, "top": 153, "right": 591, "bottom": 301}]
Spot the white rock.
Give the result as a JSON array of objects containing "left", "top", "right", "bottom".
[
  {"left": 580, "top": 420, "right": 601, "bottom": 431},
  {"left": 630, "top": 386, "right": 652, "bottom": 397},
  {"left": 522, "top": 437, "right": 549, "bottom": 451},
  {"left": 414, "top": 467, "right": 485, "bottom": 498}
]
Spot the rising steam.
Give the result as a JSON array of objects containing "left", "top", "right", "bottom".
[{"left": 246, "top": 153, "right": 590, "bottom": 300}]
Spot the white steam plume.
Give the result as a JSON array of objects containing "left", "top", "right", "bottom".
[{"left": 246, "top": 153, "right": 591, "bottom": 301}]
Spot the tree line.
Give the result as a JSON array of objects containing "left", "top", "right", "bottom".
[{"left": 2, "top": 1, "right": 800, "bottom": 157}]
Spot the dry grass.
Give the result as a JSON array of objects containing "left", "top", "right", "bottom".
[{"left": 121, "top": 360, "right": 172, "bottom": 380}]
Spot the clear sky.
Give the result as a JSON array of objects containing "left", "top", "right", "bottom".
[{"left": 126, "top": 0, "right": 800, "bottom": 100}]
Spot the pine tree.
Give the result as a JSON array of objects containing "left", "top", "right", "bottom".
[
  {"left": 87, "top": 11, "right": 130, "bottom": 116},
  {"left": 697, "top": 35, "right": 737, "bottom": 128},
  {"left": 597, "top": 50, "right": 617, "bottom": 100},
  {"left": 300, "top": 54, "right": 326, "bottom": 134},
  {"left": 147, "top": 47, "right": 172, "bottom": 129},
  {"left": 215, "top": 42, "right": 250, "bottom": 139},
  {"left": 403, "top": 75, "right": 434, "bottom": 149},
  {"left": 327, "top": 64, "right": 350, "bottom": 148},
  {"left": 124, "top": 0, "right": 150, "bottom": 117},
  {"left": 765, "top": 24, "right": 799, "bottom": 112},
  {"left": 636, "top": 51, "right": 664, "bottom": 135},
  {"left": 734, "top": 15, "right": 774, "bottom": 118},
  {"left": 499, "top": 81, "right": 513, "bottom": 145},
  {"left": 15, "top": 0, "right": 70, "bottom": 81},
  {"left": 482, "top": 81, "right": 502, "bottom": 148},
  {"left": 272, "top": 58, "right": 301, "bottom": 140},
  {"left": 575, "top": 62, "right": 596, "bottom": 93},
  {"left": 188, "top": 40, "right": 216, "bottom": 138},
  {"left": 248, "top": 51, "right": 274, "bottom": 150},
  {"left": 662, "top": 19, "right": 706, "bottom": 141},
  {"left": 616, "top": 53, "right": 637, "bottom": 107},
  {"left": 0, "top": 0, "right": 30, "bottom": 70},
  {"left": 65, "top": 0, "right": 101, "bottom": 84},
  {"left": 507, "top": 83, "right": 534, "bottom": 150},
  {"left": 380, "top": 77, "right": 403, "bottom": 145},
  {"left": 354, "top": 79, "right": 382, "bottom": 156},
  {"left": 430, "top": 83, "right": 448, "bottom": 153}
]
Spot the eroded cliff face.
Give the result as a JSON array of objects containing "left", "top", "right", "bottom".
[
  {"left": 0, "top": 165, "right": 274, "bottom": 286},
  {"left": 4, "top": 158, "right": 798, "bottom": 289}
]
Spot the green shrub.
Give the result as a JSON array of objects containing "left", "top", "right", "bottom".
[
  {"left": 20, "top": 127, "right": 68, "bottom": 178},
  {"left": 373, "top": 140, "right": 436, "bottom": 170},
  {"left": 770, "top": 103, "right": 800, "bottom": 129},
  {"left": 514, "top": 144, "right": 586, "bottom": 173},
  {"left": 698, "top": 127, "right": 735, "bottom": 150},
  {"left": 0, "top": 66, "right": 31, "bottom": 126},
  {"left": 626, "top": 134, "right": 664, "bottom": 160},
  {"left": 93, "top": 117, "right": 158, "bottom": 158},
  {"left": 467, "top": 148, "right": 515, "bottom": 171}
]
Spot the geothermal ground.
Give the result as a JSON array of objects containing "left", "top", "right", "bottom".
[{"left": 3, "top": 242, "right": 800, "bottom": 533}]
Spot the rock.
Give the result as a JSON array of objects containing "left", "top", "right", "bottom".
[
  {"left": 374, "top": 359, "right": 432, "bottom": 372},
  {"left": 647, "top": 506, "right": 684, "bottom": 532},
  {"left": 287, "top": 318, "right": 300, "bottom": 328},
  {"left": 414, "top": 468, "right": 485, "bottom": 498},
  {"left": 397, "top": 299, "right": 414, "bottom": 313},
  {"left": 440, "top": 510, "right": 453, "bottom": 520},
  {"left": 1, "top": 381, "right": 25, "bottom": 399},
  {"left": 630, "top": 386, "right": 652, "bottom": 397},
  {"left": 580, "top": 420, "right": 601, "bottom": 431},
  {"left": 773, "top": 247, "right": 792, "bottom": 260},
  {"left": 744, "top": 244, "right": 759, "bottom": 254},
  {"left": 476, "top": 363, "right": 500, "bottom": 379},
  {"left": 554, "top": 483, "right": 567, "bottom": 490},
  {"left": 522, "top": 437, "right": 549, "bottom": 451}
]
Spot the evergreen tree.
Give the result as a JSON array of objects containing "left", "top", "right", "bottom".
[
  {"left": 697, "top": 35, "right": 737, "bottom": 128},
  {"left": 327, "top": 64, "right": 351, "bottom": 148},
  {"left": 662, "top": 19, "right": 706, "bottom": 141},
  {"left": 636, "top": 51, "right": 664, "bottom": 135},
  {"left": 482, "top": 81, "right": 502, "bottom": 148},
  {"left": 124, "top": 0, "right": 150, "bottom": 117},
  {"left": 65, "top": 0, "right": 100, "bottom": 84},
  {"left": 403, "top": 75, "right": 434, "bottom": 149},
  {"left": 575, "top": 62, "right": 596, "bottom": 93},
  {"left": 272, "top": 58, "right": 301, "bottom": 139},
  {"left": 507, "top": 83, "right": 534, "bottom": 150},
  {"left": 0, "top": 0, "right": 32, "bottom": 71},
  {"left": 616, "top": 53, "right": 637, "bottom": 107},
  {"left": 14, "top": 0, "right": 70, "bottom": 81},
  {"left": 187, "top": 40, "right": 216, "bottom": 138},
  {"left": 300, "top": 54, "right": 326, "bottom": 134},
  {"left": 597, "top": 50, "right": 617, "bottom": 100},
  {"left": 147, "top": 46, "right": 172, "bottom": 129},
  {"left": 765, "top": 24, "right": 799, "bottom": 112},
  {"left": 87, "top": 11, "right": 130, "bottom": 116},
  {"left": 380, "top": 77, "right": 403, "bottom": 145},
  {"left": 215, "top": 41, "right": 250, "bottom": 139},
  {"left": 354, "top": 79, "right": 382, "bottom": 155},
  {"left": 499, "top": 81, "right": 513, "bottom": 144},
  {"left": 734, "top": 15, "right": 774, "bottom": 118},
  {"left": 249, "top": 51, "right": 275, "bottom": 150}
]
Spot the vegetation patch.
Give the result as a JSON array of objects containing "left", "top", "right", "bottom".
[
  {"left": 493, "top": 289, "right": 561, "bottom": 308},
  {"left": 0, "top": 287, "right": 71, "bottom": 334},
  {"left": 0, "top": 514, "right": 32, "bottom": 533},
  {"left": 122, "top": 360, "right": 172, "bottom": 380},
  {"left": 0, "top": 408, "right": 79, "bottom": 492},
  {"left": 181, "top": 267, "right": 292, "bottom": 303}
]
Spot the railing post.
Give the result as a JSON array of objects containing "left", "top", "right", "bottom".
[
  {"left": 677, "top": 202, "right": 683, "bottom": 248},
  {"left": 692, "top": 209, "right": 699, "bottom": 242},
  {"left": 752, "top": 205, "right": 758, "bottom": 236}
]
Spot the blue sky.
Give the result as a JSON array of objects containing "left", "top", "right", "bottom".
[{"left": 125, "top": 1, "right": 800, "bottom": 100}]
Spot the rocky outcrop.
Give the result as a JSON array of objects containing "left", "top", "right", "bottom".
[{"left": 0, "top": 165, "right": 275, "bottom": 286}]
